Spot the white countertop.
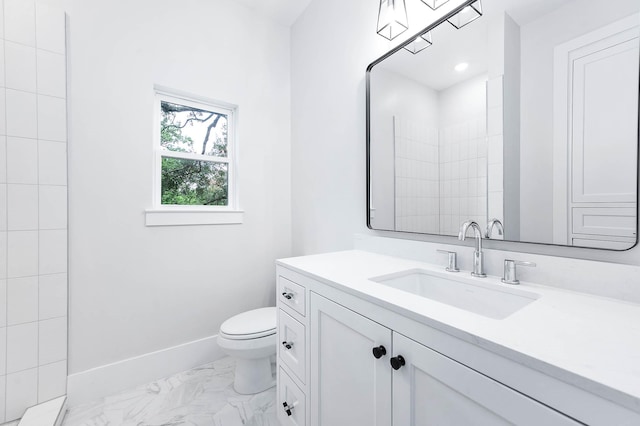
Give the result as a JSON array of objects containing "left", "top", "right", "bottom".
[{"left": 277, "top": 249, "right": 640, "bottom": 413}]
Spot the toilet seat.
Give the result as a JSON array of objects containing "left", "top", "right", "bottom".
[{"left": 220, "top": 307, "right": 276, "bottom": 340}]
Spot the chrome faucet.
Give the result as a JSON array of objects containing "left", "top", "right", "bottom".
[
  {"left": 458, "top": 220, "right": 486, "bottom": 277},
  {"left": 485, "top": 218, "right": 504, "bottom": 239}
]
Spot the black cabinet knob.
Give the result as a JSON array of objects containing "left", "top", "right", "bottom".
[
  {"left": 283, "top": 402, "right": 293, "bottom": 416},
  {"left": 372, "top": 345, "right": 387, "bottom": 359},
  {"left": 390, "top": 355, "right": 406, "bottom": 370},
  {"left": 282, "top": 341, "right": 293, "bottom": 350},
  {"left": 282, "top": 292, "right": 293, "bottom": 300}
]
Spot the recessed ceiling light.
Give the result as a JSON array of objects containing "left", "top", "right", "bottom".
[{"left": 454, "top": 62, "right": 469, "bottom": 72}]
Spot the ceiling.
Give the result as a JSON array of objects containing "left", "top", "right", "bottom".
[{"left": 230, "top": 0, "right": 313, "bottom": 26}]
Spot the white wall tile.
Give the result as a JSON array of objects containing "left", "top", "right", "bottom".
[
  {"left": 4, "top": 0, "right": 36, "bottom": 46},
  {"left": 0, "top": 89, "right": 6, "bottom": 136},
  {"left": 38, "top": 273, "right": 66, "bottom": 320},
  {"left": 39, "top": 185, "right": 66, "bottom": 230},
  {"left": 6, "top": 368, "right": 37, "bottom": 421},
  {"left": 38, "top": 140, "right": 66, "bottom": 185},
  {"left": 488, "top": 163, "right": 504, "bottom": 192},
  {"left": 1, "top": 2, "right": 67, "bottom": 413},
  {"left": 0, "top": 232, "right": 6, "bottom": 278},
  {"left": 6, "top": 137, "right": 37, "bottom": 184},
  {"left": 6, "top": 90, "right": 37, "bottom": 139},
  {"left": 487, "top": 106, "right": 503, "bottom": 137},
  {"left": 0, "top": 0, "right": 4, "bottom": 38},
  {"left": 487, "top": 135, "right": 503, "bottom": 165},
  {"left": 37, "top": 95, "right": 66, "bottom": 142},
  {"left": 478, "top": 159, "right": 487, "bottom": 177},
  {"left": 0, "top": 281, "right": 6, "bottom": 328},
  {"left": 0, "top": 41, "right": 5, "bottom": 88},
  {"left": 7, "top": 277, "right": 37, "bottom": 326},
  {"left": 0, "top": 184, "right": 5, "bottom": 231},
  {"left": 4, "top": 42, "right": 36, "bottom": 93},
  {"left": 488, "top": 191, "right": 504, "bottom": 219},
  {"left": 35, "top": 3, "right": 65, "bottom": 54},
  {"left": 0, "top": 374, "right": 5, "bottom": 423},
  {"left": 7, "top": 184, "right": 38, "bottom": 231},
  {"left": 36, "top": 50, "right": 65, "bottom": 98},
  {"left": 0, "top": 327, "right": 7, "bottom": 375},
  {"left": 479, "top": 177, "right": 487, "bottom": 196},
  {"left": 7, "top": 231, "right": 38, "bottom": 278},
  {"left": 0, "top": 327, "right": 5, "bottom": 374},
  {"left": 39, "top": 230, "right": 66, "bottom": 274},
  {"left": 487, "top": 76, "right": 503, "bottom": 109},
  {"left": 38, "top": 360, "right": 66, "bottom": 402},
  {"left": 39, "top": 317, "right": 66, "bottom": 365},
  {"left": 0, "top": 137, "right": 6, "bottom": 183},
  {"left": 7, "top": 322, "right": 37, "bottom": 373}
]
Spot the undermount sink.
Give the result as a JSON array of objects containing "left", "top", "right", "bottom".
[{"left": 369, "top": 269, "right": 539, "bottom": 319}]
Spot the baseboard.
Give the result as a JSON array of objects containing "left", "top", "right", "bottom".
[{"left": 67, "top": 335, "right": 224, "bottom": 407}]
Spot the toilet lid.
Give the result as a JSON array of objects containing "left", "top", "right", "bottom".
[{"left": 220, "top": 307, "right": 276, "bottom": 339}]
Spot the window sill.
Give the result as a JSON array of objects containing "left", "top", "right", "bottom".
[{"left": 145, "top": 209, "right": 244, "bottom": 226}]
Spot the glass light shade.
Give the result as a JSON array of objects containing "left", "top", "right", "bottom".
[
  {"left": 377, "top": 0, "right": 409, "bottom": 41},
  {"left": 447, "top": 1, "right": 482, "bottom": 29},
  {"left": 403, "top": 32, "right": 433, "bottom": 54},
  {"left": 420, "top": 0, "right": 451, "bottom": 10}
]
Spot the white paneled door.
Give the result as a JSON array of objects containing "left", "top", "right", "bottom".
[{"left": 553, "top": 15, "right": 639, "bottom": 247}]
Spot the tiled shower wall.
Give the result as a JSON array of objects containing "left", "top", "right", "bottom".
[
  {"left": 394, "top": 116, "right": 440, "bottom": 233},
  {"left": 438, "top": 116, "right": 488, "bottom": 236},
  {"left": 0, "top": 0, "right": 67, "bottom": 422}
]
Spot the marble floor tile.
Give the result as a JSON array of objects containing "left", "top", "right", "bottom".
[{"left": 61, "top": 357, "right": 280, "bottom": 426}]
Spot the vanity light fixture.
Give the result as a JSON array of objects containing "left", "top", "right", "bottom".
[
  {"left": 420, "top": 0, "right": 450, "bottom": 10},
  {"left": 377, "top": 0, "right": 409, "bottom": 40},
  {"left": 447, "top": 0, "right": 482, "bottom": 29},
  {"left": 404, "top": 31, "right": 433, "bottom": 54},
  {"left": 454, "top": 62, "right": 469, "bottom": 72}
]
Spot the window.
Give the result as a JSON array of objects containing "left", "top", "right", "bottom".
[{"left": 146, "top": 88, "right": 242, "bottom": 226}]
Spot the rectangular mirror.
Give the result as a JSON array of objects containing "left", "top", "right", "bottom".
[{"left": 367, "top": 0, "right": 639, "bottom": 250}]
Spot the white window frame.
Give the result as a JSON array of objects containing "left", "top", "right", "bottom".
[{"left": 145, "top": 87, "right": 243, "bottom": 226}]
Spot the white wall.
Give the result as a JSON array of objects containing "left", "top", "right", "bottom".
[
  {"left": 291, "top": 0, "right": 465, "bottom": 255},
  {"left": 291, "top": 0, "right": 640, "bottom": 270},
  {"left": 519, "top": 0, "right": 639, "bottom": 241},
  {"left": 39, "top": 0, "right": 291, "bottom": 376},
  {"left": 438, "top": 74, "right": 486, "bottom": 128},
  {"left": 502, "top": 13, "right": 520, "bottom": 241}
]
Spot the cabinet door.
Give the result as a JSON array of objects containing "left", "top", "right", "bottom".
[
  {"left": 310, "top": 293, "right": 392, "bottom": 426},
  {"left": 392, "top": 333, "right": 579, "bottom": 426}
]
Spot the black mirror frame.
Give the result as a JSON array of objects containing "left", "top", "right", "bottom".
[{"left": 365, "top": 0, "right": 639, "bottom": 252}]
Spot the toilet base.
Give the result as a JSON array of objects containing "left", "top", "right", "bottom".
[{"left": 233, "top": 357, "right": 275, "bottom": 394}]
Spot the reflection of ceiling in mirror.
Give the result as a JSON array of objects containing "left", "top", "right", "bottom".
[{"left": 375, "top": 0, "right": 574, "bottom": 90}]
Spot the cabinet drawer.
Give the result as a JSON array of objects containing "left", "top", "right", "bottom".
[
  {"left": 279, "top": 309, "right": 306, "bottom": 384},
  {"left": 278, "top": 367, "right": 306, "bottom": 426},
  {"left": 279, "top": 276, "right": 306, "bottom": 317},
  {"left": 572, "top": 207, "right": 636, "bottom": 237}
]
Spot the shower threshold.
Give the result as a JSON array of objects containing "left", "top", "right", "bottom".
[{"left": 17, "top": 396, "right": 66, "bottom": 426}]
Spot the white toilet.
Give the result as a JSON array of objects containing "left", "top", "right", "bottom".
[{"left": 217, "top": 307, "right": 277, "bottom": 394}]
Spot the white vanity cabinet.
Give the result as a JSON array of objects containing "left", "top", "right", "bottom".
[
  {"left": 276, "top": 259, "right": 640, "bottom": 426},
  {"left": 310, "top": 293, "right": 392, "bottom": 426},
  {"left": 392, "top": 333, "right": 579, "bottom": 425},
  {"left": 310, "top": 293, "right": 578, "bottom": 426}
]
